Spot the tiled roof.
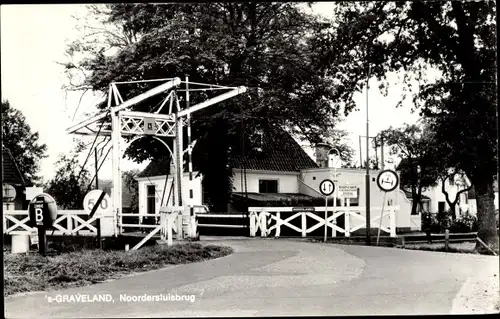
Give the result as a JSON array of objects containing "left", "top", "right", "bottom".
[
  {"left": 138, "top": 127, "right": 318, "bottom": 178},
  {"left": 231, "top": 128, "right": 318, "bottom": 171},
  {"left": 2, "top": 147, "right": 26, "bottom": 186}
]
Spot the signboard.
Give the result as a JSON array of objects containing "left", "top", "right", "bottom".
[
  {"left": 292, "top": 207, "right": 316, "bottom": 212},
  {"left": 29, "top": 230, "right": 38, "bottom": 245},
  {"left": 28, "top": 193, "right": 58, "bottom": 228},
  {"left": 376, "top": 169, "right": 399, "bottom": 192},
  {"left": 83, "top": 190, "right": 111, "bottom": 218},
  {"left": 338, "top": 185, "right": 358, "bottom": 198},
  {"left": 25, "top": 187, "right": 43, "bottom": 201},
  {"left": 144, "top": 118, "right": 156, "bottom": 135},
  {"left": 319, "top": 179, "right": 335, "bottom": 196}
]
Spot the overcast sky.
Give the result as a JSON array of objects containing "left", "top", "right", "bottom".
[{"left": 1, "top": 3, "right": 420, "bottom": 183}]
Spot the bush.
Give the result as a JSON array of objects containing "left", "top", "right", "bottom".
[{"left": 450, "top": 213, "right": 478, "bottom": 233}]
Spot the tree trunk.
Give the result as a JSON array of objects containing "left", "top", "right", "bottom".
[
  {"left": 473, "top": 178, "right": 499, "bottom": 252},
  {"left": 449, "top": 202, "right": 457, "bottom": 222}
]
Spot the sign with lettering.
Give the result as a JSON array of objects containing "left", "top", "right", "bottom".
[
  {"left": 292, "top": 207, "right": 316, "bottom": 212},
  {"left": 28, "top": 193, "right": 58, "bottom": 228},
  {"left": 83, "top": 190, "right": 111, "bottom": 218},
  {"left": 338, "top": 185, "right": 358, "bottom": 198}
]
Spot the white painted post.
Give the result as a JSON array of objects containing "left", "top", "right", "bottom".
[
  {"left": 67, "top": 215, "right": 72, "bottom": 234},
  {"left": 390, "top": 208, "right": 396, "bottom": 237},
  {"left": 302, "top": 212, "right": 307, "bottom": 237},
  {"left": 176, "top": 213, "right": 183, "bottom": 240},
  {"left": 260, "top": 213, "right": 267, "bottom": 237},
  {"left": 275, "top": 212, "right": 281, "bottom": 237},
  {"left": 167, "top": 213, "right": 173, "bottom": 246},
  {"left": 111, "top": 108, "right": 121, "bottom": 237},
  {"left": 249, "top": 212, "right": 255, "bottom": 237},
  {"left": 160, "top": 211, "right": 166, "bottom": 241},
  {"left": 345, "top": 211, "right": 351, "bottom": 237}
]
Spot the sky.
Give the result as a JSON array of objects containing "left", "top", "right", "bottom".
[{"left": 1, "top": 3, "right": 421, "bottom": 183}]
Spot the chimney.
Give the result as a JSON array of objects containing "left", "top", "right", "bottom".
[{"left": 315, "top": 146, "right": 329, "bottom": 168}]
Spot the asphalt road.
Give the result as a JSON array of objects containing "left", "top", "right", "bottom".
[{"left": 5, "top": 238, "right": 499, "bottom": 317}]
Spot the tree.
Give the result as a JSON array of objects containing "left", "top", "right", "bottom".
[
  {"left": 376, "top": 124, "right": 440, "bottom": 215},
  {"left": 439, "top": 168, "right": 473, "bottom": 221},
  {"left": 44, "top": 140, "right": 91, "bottom": 209},
  {"left": 1, "top": 100, "right": 48, "bottom": 184},
  {"left": 63, "top": 4, "right": 369, "bottom": 211},
  {"left": 322, "top": 1, "right": 497, "bottom": 249}
]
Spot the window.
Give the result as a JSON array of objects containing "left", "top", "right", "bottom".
[
  {"left": 202, "top": 185, "right": 209, "bottom": 205},
  {"left": 259, "top": 180, "right": 278, "bottom": 193},
  {"left": 147, "top": 185, "right": 156, "bottom": 214}
]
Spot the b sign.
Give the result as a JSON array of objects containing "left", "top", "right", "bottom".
[
  {"left": 83, "top": 190, "right": 111, "bottom": 218},
  {"left": 28, "top": 193, "right": 58, "bottom": 228}
]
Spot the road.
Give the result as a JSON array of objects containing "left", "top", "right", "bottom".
[{"left": 5, "top": 238, "right": 499, "bottom": 317}]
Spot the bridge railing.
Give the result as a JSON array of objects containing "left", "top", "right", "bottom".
[{"left": 248, "top": 206, "right": 398, "bottom": 238}]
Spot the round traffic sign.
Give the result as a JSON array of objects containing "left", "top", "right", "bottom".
[
  {"left": 83, "top": 190, "right": 111, "bottom": 218},
  {"left": 319, "top": 179, "right": 335, "bottom": 196},
  {"left": 376, "top": 169, "right": 399, "bottom": 192},
  {"left": 29, "top": 193, "right": 58, "bottom": 228}
]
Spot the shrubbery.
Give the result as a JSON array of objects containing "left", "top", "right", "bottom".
[{"left": 423, "top": 211, "right": 478, "bottom": 233}]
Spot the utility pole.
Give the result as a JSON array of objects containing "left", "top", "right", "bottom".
[{"left": 365, "top": 64, "right": 372, "bottom": 246}]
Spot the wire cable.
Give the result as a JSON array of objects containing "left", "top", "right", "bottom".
[{"left": 77, "top": 110, "right": 110, "bottom": 181}]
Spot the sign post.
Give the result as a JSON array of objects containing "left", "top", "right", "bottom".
[
  {"left": 319, "top": 179, "right": 335, "bottom": 243},
  {"left": 28, "top": 194, "right": 58, "bottom": 256},
  {"left": 375, "top": 169, "right": 399, "bottom": 245}
]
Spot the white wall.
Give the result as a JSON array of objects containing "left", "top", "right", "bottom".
[
  {"left": 136, "top": 172, "right": 203, "bottom": 215},
  {"left": 299, "top": 168, "right": 413, "bottom": 229},
  {"left": 233, "top": 169, "right": 300, "bottom": 193},
  {"left": 423, "top": 180, "right": 470, "bottom": 217}
]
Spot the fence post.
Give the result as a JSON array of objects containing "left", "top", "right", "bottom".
[
  {"left": 159, "top": 212, "right": 166, "bottom": 241},
  {"left": 260, "top": 213, "right": 267, "bottom": 237},
  {"left": 345, "top": 211, "right": 350, "bottom": 237},
  {"left": 176, "top": 213, "right": 183, "bottom": 240},
  {"left": 302, "top": 212, "right": 307, "bottom": 237},
  {"left": 249, "top": 212, "right": 255, "bottom": 237},
  {"left": 390, "top": 208, "right": 396, "bottom": 238},
  {"left": 167, "top": 213, "right": 173, "bottom": 246},
  {"left": 275, "top": 212, "right": 281, "bottom": 237},
  {"left": 68, "top": 215, "right": 73, "bottom": 234}
]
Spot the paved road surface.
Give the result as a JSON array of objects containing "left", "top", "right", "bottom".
[{"left": 5, "top": 238, "right": 499, "bottom": 317}]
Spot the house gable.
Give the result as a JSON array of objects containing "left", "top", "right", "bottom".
[
  {"left": 2, "top": 147, "right": 27, "bottom": 186},
  {"left": 138, "top": 126, "right": 318, "bottom": 178}
]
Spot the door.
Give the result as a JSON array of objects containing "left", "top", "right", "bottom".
[{"left": 147, "top": 185, "right": 156, "bottom": 215}]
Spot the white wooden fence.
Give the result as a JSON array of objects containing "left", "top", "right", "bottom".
[
  {"left": 3, "top": 207, "right": 194, "bottom": 250},
  {"left": 3, "top": 210, "right": 100, "bottom": 236},
  {"left": 248, "top": 206, "right": 398, "bottom": 238}
]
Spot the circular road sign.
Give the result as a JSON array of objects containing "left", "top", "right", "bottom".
[
  {"left": 319, "top": 179, "right": 335, "bottom": 196},
  {"left": 376, "top": 169, "right": 399, "bottom": 192},
  {"left": 83, "top": 190, "right": 111, "bottom": 218}
]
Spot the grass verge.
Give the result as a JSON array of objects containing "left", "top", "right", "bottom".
[
  {"left": 398, "top": 242, "right": 479, "bottom": 254},
  {"left": 4, "top": 243, "right": 233, "bottom": 297}
]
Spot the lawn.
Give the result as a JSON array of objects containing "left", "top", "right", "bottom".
[{"left": 4, "top": 242, "right": 233, "bottom": 297}]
